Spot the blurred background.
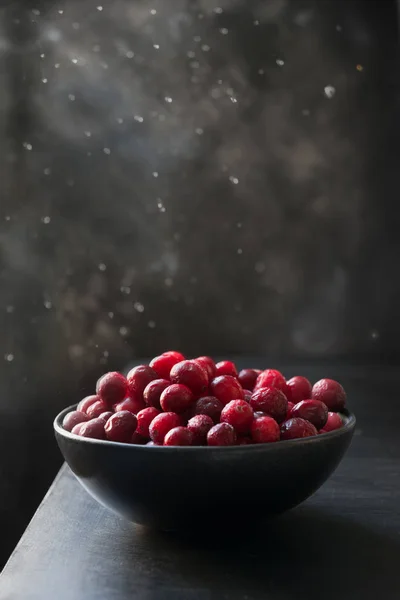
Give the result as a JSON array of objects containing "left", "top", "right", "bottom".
[{"left": 0, "top": 0, "right": 398, "bottom": 567}]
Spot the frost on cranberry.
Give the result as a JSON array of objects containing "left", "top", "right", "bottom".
[
  {"left": 71, "top": 422, "right": 85, "bottom": 436},
  {"left": 170, "top": 360, "right": 208, "bottom": 396},
  {"left": 251, "top": 416, "right": 280, "bottom": 444},
  {"left": 149, "top": 412, "right": 181, "bottom": 444},
  {"left": 77, "top": 395, "right": 100, "bottom": 414},
  {"left": 254, "top": 369, "right": 287, "bottom": 395},
  {"left": 215, "top": 360, "right": 238, "bottom": 378},
  {"left": 150, "top": 352, "right": 183, "bottom": 380},
  {"left": 220, "top": 400, "right": 254, "bottom": 434},
  {"left": 62, "top": 410, "right": 89, "bottom": 432},
  {"left": 127, "top": 365, "right": 157, "bottom": 398},
  {"left": 250, "top": 387, "right": 288, "bottom": 423},
  {"left": 290, "top": 400, "right": 328, "bottom": 430},
  {"left": 115, "top": 396, "right": 146, "bottom": 415},
  {"left": 86, "top": 399, "right": 109, "bottom": 419},
  {"left": 210, "top": 375, "right": 244, "bottom": 406},
  {"left": 163, "top": 426, "right": 193, "bottom": 446},
  {"left": 280, "top": 418, "right": 317, "bottom": 441},
  {"left": 79, "top": 418, "right": 106, "bottom": 440},
  {"left": 105, "top": 411, "right": 138, "bottom": 443},
  {"left": 160, "top": 384, "right": 194, "bottom": 413},
  {"left": 193, "top": 396, "right": 223, "bottom": 423},
  {"left": 238, "top": 369, "right": 260, "bottom": 391},
  {"left": 312, "top": 379, "right": 346, "bottom": 412},
  {"left": 96, "top": 372, "right": 128, "bottom": 406},
  {"left": 143, "top": 379, "right": 170, "bottom": 409},
  {"left": 207, "top": 423, "right": 237, "bottom": 446},
  {"left": 194, "top": 356, "right": 216, "bottom": 381},
  {"left": 320, "top": 412, "right": 343, "bottom": 433},
  {"left": 136, "top": 407, "right": 161, "bottom": 438},
  {"left": 286, "top": 376, "right": 312, "bottom": 404},
  {"left": 187, "top": 414, "right": 214, "bottom": 445}
]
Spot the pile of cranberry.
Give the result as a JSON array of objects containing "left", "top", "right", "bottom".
[{"left": 62, "top": 351, "right": 347, "bottom": 446}]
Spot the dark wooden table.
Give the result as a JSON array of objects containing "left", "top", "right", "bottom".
[{"left": 1, "top": 363, "right": 400, "bottom": 600}]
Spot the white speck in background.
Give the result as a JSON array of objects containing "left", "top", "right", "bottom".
[
  {"left": 119, "top": 326, "right": 129, "bottom": 336},
  {"left": 195, "top": 128, "right": 203, "bottom": 135},
  {"left": 44, "top": 300, "right": 52, "bottom": 309},
  {"left": 41, "top": 216, "right": 51, "bottom": 224},
  {"left": 157, "top": 199, "right": 166, "bottom": 213},
  {"left": 23, "top": 142, "right": 32, "bottom": 150},
  {"left": 103, "top": 147, "right": 111, "bottom": 155},
  {"left": 370, "top": 330, "right": 379, "bottom": 340},
  {"left": 276, "top": 59, "right": 285, "bottom": 67},
  {"left": 126, "top": 50, "right": 134, "bottom": 58},
  {"left": 96, "top": 6, "right": 103, "bottom": 11},
  {"left": 134, "top": 115, "right": 144, "bottom": 123},
  {"left": 108, "top": 312, "right": 114, "bottom": 319},
  {"left": 237, "top": 248, "right": 243, "bottom": 255},
  {"left": 148, "top": 321, "right": 156, "bottom": 329},
  {"left": 98, "top": 263, "right": 107, "bottom": 272},
  {"left": 150, "top": 9, "right": 157, "bottom": 15},
  {"left": 220, "top": 28, "right": 229, "bottom": 35},
  {"left": 164, "top": 96, "right": 172, "bottom": 103},
  {"left": 6, "top": 306, "right": 14, "bottom": 313},
  {"left": 229, "top": 176, "right": 239, "bottom": 184},
  {"left": 324, "top": 85, "right": 336, "bottom": 99},
  {"left": 43, "top": 167, "right": 51, "bottom": 175},
  {"left": 68, "top": 94, "right": 75, "bottom": 101},
  {"left": 152, "top": 171, "right": 159, "bottom": 178},
  {"left": 5, "top": 354, "right": 14, "bottom": 362},
  {"left": 214, "top": 7, "right": 223, "bottom": 14},
  {"left": 134, "top": 302, "right": 145, "bottom": 313}
]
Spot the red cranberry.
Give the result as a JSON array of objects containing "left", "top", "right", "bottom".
[
  {"left": 193, "top": 396, "right": 223, "bottom": 423},
  {"left": 290, "top": 400, "right": 328, "bottom": 430},
  {"left": 207, "top": 423, "right": 237, "bottom": 446},
  {"left": 194, "top": 356, "right": 216, "bottom": 381},
  {"left": 150, "top": 352, "right": 182, "bottom": 380},
  {"left": 63, "top": 410, "right": 89, "bottom": 432},
  {"left": 71, "top": 423, "right": 85, "bottom": 436},
  {"left": 96, "top": 372, "right": 128, "bottom": 406},
  {"left": 160, "top": 384, "right": 194, "bottom": 413},
  {"left": 127, "top": 365, "right": 157, "bottom": 398},
  {"left": 77, "top": 395, "right": 100, "bottom": 414},
  {"left": 254, "top": 369, "right": 287, "bottom": 395},
  {"left": 286, "top": 376, "right": 312, "bottom": 404},
  {"left": 280, "top": 418, "right": 318, "bottom": 441},
  {"left": 170, "top": 360, "right": 208, "bottom": 396},
  {"left": 250, "top": 387, "right": 288, "bottom": 423},
  {"left": 286, "top": 401, "right": 294, "bottom": 419},
  {"left": 98, "top": 411, "right": 113, "bottom": 424},
  {"left": 215, "top": 360, "right": 238, "bottom": 378},
  {"left": 187, "top": 414, "right": 214, "bottom": 445},
  {"left": 115, "top": 396, "right": 146, "bottom": 415},
  {"left": 251, "top": 416, "right": 280, "bottom": 444},
  {"left": 163, "top": 350, "right": 185, "bottom": 361},
  {"left": 238, "top": 436, "right": 252, "bottom": 445},
  {"left": 131, "top": 431, "right": 148, "bottom": 445},
  {"left": 238, "top": 369, "right": 260, "bottom": 391},
  {"left": 149, "top": 412, "right": 182, "bottom": 444},
  {"left": 312, "top": 379, "right": 346, "bottom": 412},
  {"left": 163, "top": 426, "right": 193, "bottom": 446},
  {"left": 79, "top": 418, "right": 106, "bottom": 440},
  {"left": 320, "top": 412, "right": 343, "bottom": 433},
  {"left": 210, "top": 375, "right": 244, "bottom": 406},
  {"left": 220, "top": 400, "right": 254, "bottom": 434},
  {"left": 86, "top": 399, "right": 109, "bottom": 419},
  {"left": 136, "top": 407, "right": 161, "bottom": 437},
  {"left": 105, "top": 411, "right": 137, "bottom": 443},
  {"left": 143, "top": 379, "right": 170, "bottom": 409},
  {"left": 243, "top": 390, "right": 252, "bottom": 402}
]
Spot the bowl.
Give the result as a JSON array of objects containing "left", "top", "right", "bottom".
[{"left": 54, "top": 404, "right": 355, "bottom": 530}]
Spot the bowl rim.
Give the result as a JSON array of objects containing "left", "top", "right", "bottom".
[{"left": 54, "top": 404, "right": 356, "bottom": 452}]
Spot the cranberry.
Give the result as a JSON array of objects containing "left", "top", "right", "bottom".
[
  {"left": 164, "top": 426, "right": 193, "bottom": 446},
  {"left": 238, "top": 369, "right": 260, "bottom": 391},
  {"left": 170, "top": 360, "right": 208, "bottom": 396},
  {"left": 96, "top": 372, "right": 128, "bottom": 406},
  {"left": 62, "top": 410, "right": 89, "bottom": 432},
  {"left": 193, "top": 396, "right": 223, "bottom": 423},
  {"left": 290, "top": 400, "right": 328, "bottom": 430},
  {"left": 163, "top": 350, "right": 185, "bottom": 362},
  {"left": 286, "top": 376, "right": 312, "bottom": 404},
  {"left": 115, "top": 396, "right": 146, "bottom": 415},
  {"left": 131, "top": 432, "right": 148, "bottom": 445},
  {"left": 86, "top": 398, "right": 109, "bottom": 419},
  {"left": 149, "top": 412, "right": 182, "bottom": 444},
  {"left": 312, "top": 379, "right": 346, "bottom": 412},
  {"left": 136, "top": 407, "right": 161, "bottom": 437},
  {"left": 127, "top": 365, "right": 157, "bottom": 398},
  {"left": 150, "top": 352, "right": 183, "bottom": 380},
  {"left": 160, "top": 384, "right": 194, "bottom": 413},
  {"left": 187, "top": 414, "right": 214, "bottom": 445},
  {"left": 280, "top": 418, "right": 318, "bottom": 441},
  {"left": 79, "top": 418, "right": 106, "bottom": 440},
  {"left": 250, "top": 387, "right": 288, "bottom": 423},
  {"left": 98, "top": 411, "right": 113, "bottom": 424},
  {"left": 238, "top": 436, "right": 252, "bottom": 445},
  {"left": 220, "top": 400, "right": 254, "bottom": 434},
  {"left": 215, "top": 360, "right": 238, "bottom": 378},
  {"left": 251, "top": 416, "right": 280, "bottom": 444},
  {"left": 105, "top": 411, "right": 137, "bottom": 443},
  {"left": 254, "top": 369, "right": 287, "bottom": 395},
  {"left": 207, "top": 423, "right": 237, "bottom": 446},
  {"left": 243, "top": 390, "right": 252, "bottom": 402},
  {"left": 286, "top": 401, "right": 294, "bottom": 419},
  {"left": 71, "top": 423, "right": 85, "bottom": 436},
  {"left": 210, "top": 375, "right": 244, "bottom": 405},
  {"left": 143, "top": 379, "right": 170, "bottom": 409},
  {"left": 194, "top": 356, "right": 216, "bottom": 381},
  {"left": 77, "top": 395, "right": 100, "bottom": 414},
  {"left": 320, "top": 412, "right": 343, "bottom": 433}
]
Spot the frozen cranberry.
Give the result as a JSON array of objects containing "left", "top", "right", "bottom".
[
  {"left": 187, "top": 414, "right": 214, "bottom": 445},
  {"left": 150, "top": 352, "right": 183, "bottom": 380},
  {"left": 320, "top": 412, "right": 343, "bottom": 433},
  {"left": 207, "top": 423, "right": 237, "bottom": 446},
  {"left": 215, "top": 360, "right": 238, "bottom": 378},
  {"left": 312, "top": 379, "right": 346, "bottom": 412},
  {"left": 79, "top": 418, "right": 106, "bottom": 440},
  {"left": 127, "top": 365, "right": 157, "bottom": 398},
  {"left": 194, "top": 356, "right": 216, "bottom": 381},
  {"left": 280, "top": 418, "right": 318, "bottom": 441},
  {"left": 254, "top": 369, "right": 287, "bottom": 395},
  {"left": 164, "top": 426, "right": 193, "bottom": 446},
  {"left": 136, "top": 407, "right": 161, "bottom": 437},
  {"left": 131, "top": 431, "right": 148, "bottom": 445},
  {"left": 286, "top": 376, "right": 312, "bottom": 404},
  {"left": 86, "top": 398, "right": 109, "bottom": 419},
  {"left": 251, "top": 416, "right": 280, "bottom": 444},
  {"left": 143, "top": 379, "right": 170, "bottom": 409},
  {"left": 286, "top": 401, "right": 294, "bottom": 419},
  {"left": 77, "top": 395, "right": 100, "bottom": 414},
  {"left": 221, "top": 400, "right": 254, "bottom": 434},
  {"left": 115, "top": 396, "right": 146, "bottom": 415},
  {"left": 160, "top": 384, "right": 194, "bottom": 413},
  {"left": 63, "top": 410, "right": 89, "bottom": 432},
  {"left": 290, "top": 400, "right": 328, "bottom": 430},
  {"left": 238, "top": 436, "right": 252, "bottom": 445},
  {"left": 250, "top": 387, "right": 288, "bottom": 423},
  {"left": 243, "top": 390, "right": 252, "bottom": 402},
  {"left": 149, "top": 412, "right": 182, "bottom": 444},
  {"left": 193, "top": 396, "right": 223, "bottom": 423},
  {"left": 71, "top": 423, "right": 85, "bottom": 436},
  {"left": 170, "top": 360, "right": 208, "bottom": 396},
  {"left": 105, "top": 411, "right": 137, "bottom": 443},
  {"left": 210, "top": 375, "right": 244, "bottom": 406},
  {"left": 238, "top": 369, "right": 260, "bottom": 391},
  {"left": 96, "top": 372, "right": 128, "bottom": 406},
  {"left": 98, "top": 411, "right": 113, "bottom": 424}
]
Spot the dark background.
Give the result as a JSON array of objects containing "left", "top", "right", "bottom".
[{"left": 0, "top": 0, "right": 398, "bottom": 568}]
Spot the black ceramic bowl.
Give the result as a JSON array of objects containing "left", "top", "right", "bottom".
[{"left": 54, "top": 405, "right": 355, "bottom": 530}]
